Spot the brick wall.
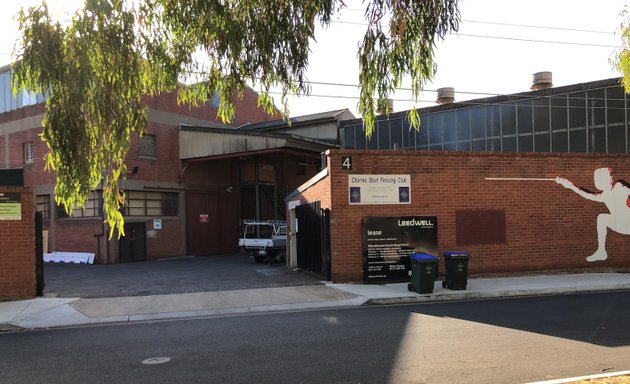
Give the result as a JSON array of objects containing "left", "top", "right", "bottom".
[
  {"left": 0, "top": 104, "right": 45, "bottom": 124},
  {"left": 55, "top": 219, "right": 102, "bottom": 255},
  {"left": 1, "top": 89, "right": 286, "bottom": 264},
  {"left": 143, "top": 87, "right": 279, "bottom": 127},
  {"left": 292, "top": 150, "right": 630, "bottom": 282},
  {"left": 125, "top": 122, "right": 181, "bottom": 183},
  {"left": 0, "top": 186, "right": 35, "bottom": 300},
  {"left": 145, "top": 218, "right": 182, "bottom": 260}
]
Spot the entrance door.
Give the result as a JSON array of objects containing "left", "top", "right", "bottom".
[
  {"left": 119, "top": 222, "right": 147, "bottom": 262},
  {"left": 186, "top": 191, "right": 239, "bottom": 256}
]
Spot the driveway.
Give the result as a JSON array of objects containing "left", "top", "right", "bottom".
[{"left": 43, "top": 253, "right": 322, "bottom": 298}]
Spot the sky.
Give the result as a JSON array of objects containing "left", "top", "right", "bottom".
[{"left": 0, "top": 0, "right": 627, "bottom": 118}]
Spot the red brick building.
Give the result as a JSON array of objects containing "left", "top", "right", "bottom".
[
  {"left": 289, "top": 150, "right": 630, "bottom": 283},
  {"left": 287, "top": 78, "right": 630, "bottom": 283},
  {"left": 1, "top": 64, "right": 320, "bottom": 264},
  {"left": 1, "top": 64, "right": 349, "bottom": 266}
]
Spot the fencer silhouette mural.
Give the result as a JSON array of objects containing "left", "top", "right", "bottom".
[{"left": 556, "top": 168, "right": 630, "bottom": 262}]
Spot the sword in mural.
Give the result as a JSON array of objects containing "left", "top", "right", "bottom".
[
  {"left": 487, "top": 169, "right": 630, "bottom": 262},
  {"left": 484, "top": 178, "right": 555, "bottom": 181}
]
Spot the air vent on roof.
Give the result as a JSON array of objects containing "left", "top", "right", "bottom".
[
  {"left": 531, "top": 71, "right": 553, "bottom": 90},
  {"left": 436, "top": 87, "right": 455, "bottom": 104}
]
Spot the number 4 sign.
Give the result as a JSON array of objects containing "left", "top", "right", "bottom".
[{"left": 342, "top": 156, "right": 352, "bottom": 170}]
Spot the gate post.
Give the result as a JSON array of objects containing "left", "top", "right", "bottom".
[
  {"left": 35, "top": 212, "right": 44, "bottom": 296},
  {"left": 322, "top": 208, "right": 332, "bottom": 281}
]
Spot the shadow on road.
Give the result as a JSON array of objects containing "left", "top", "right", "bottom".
[{"left": 412, "top": 291, "right": 630, "bottom": 347}]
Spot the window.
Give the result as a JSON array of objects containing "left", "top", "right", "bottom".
[
  {"left": 210, "top": 91, "right": 221, "bottom": 110},
  {"left": 377, "top": 120, "right": 390, "bottom": 149},
  {"left": 23, "top": 142, "right": 34, "bottom": 164},
  {"left": 123, "top": 191, "right": 178, "bottom": 217},
  {"left": 355, "top": 125, "right": 367, "bottom": 150},
  {"left": 342, "top": 126, "right": 354, "bottom": 149},
  {"left": 56, "top": 191, "right": 102, "bottom": 218},
  {"left": 1, "top": 70, "right": 46, "bottom": 113},
  {"left": 139, "top": 135, "right": 157, "bottom": 158},
  {"left": 501, "top": 103, "right": 516, "bottom": 136},
  {"left": 428, "top": 113, "right": 442, "bottom": 149},
  {"left": 442, "top": 111, "right": 457, "bottom": 150},
  {"left": 296, "top": 161, "right": 306, "bottom": 176},
  {"left": 588, "top": 89, "right": 606, "bottom": 127},
  {"left": 415, "top": 115, "right": 429, "bottom": 149},
  {"left": 390, "top": 119, "right": 403, "bottom": 149},
  {"left": 36, "top": 195, "right": 50, "bottom": 219}
]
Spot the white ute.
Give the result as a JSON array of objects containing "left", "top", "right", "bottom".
[{"left": 238, "top": 220, "right": 287, "bottom": 262}]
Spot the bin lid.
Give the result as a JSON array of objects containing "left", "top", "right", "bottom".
[
  {"left": 444, "top": 251, "right": 469, "bottom": 259},
  {"left": 410, "top": 253, "right": 438, "bottom": 261}
]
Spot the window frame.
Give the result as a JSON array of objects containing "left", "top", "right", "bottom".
[
  {"left": 36, "top": 194, "right": 51, "bottom": 219},
  {"left": 23, "top": 142, "right": 34, "bottom": 164},
  {"left": 139, "top": 134, "right": 157, "bottom": 159},
  {"left": 122, "top": 191, "right": 178, "bottom": 217},
  {"left": 56, "top": 191, "right": 103, "bottom": 219}
]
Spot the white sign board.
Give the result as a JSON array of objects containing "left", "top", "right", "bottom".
[
  {"left": 348, "top": 175, "right": 411, "bottom": 205},
  {"left": 153, "top": 218, "right": 162, "bottom": 230}
]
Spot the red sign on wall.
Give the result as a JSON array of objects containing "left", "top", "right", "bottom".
[{"left": 199, "top": 214, "right": 209, "bottom": 223}]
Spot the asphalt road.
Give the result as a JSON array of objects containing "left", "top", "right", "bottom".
[
  {"left": 43, "top": 253, "right": 321, "bottom": 298},
  {"left": 2, "top": 291, "right": 629, "bottom": 384}
]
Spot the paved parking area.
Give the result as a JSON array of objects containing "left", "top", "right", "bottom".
[{"left": 43, "top": 254, "right": 322, "bottom": 298}]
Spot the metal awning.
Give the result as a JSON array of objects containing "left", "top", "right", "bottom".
[{"left": 179, "top": 126, "right": 336, "bottom": 160}]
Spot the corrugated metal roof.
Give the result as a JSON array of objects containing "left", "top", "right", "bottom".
[
  {"left": 179, "top": 127, "right": 336, "bottom": 159},
  {"left": 238, "top": 108, "right": 352, "bottom": 131}
]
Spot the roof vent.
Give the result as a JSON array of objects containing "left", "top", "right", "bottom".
[
  {"left": 376, "top": 98, "right": 394, "bottom": 114},
  {"left": 436, "top": 87, "right": 455, "bottom": 104},
  {"left": 531, "top": 71, "right": 553, "bottom": 90}
]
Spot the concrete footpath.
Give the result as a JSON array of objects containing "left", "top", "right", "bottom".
[{"left": 1, "top": 272, "right": 630, "bottom": 331}]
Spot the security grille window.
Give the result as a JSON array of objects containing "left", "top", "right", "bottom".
[
  {"left": 123, "top": 191, "right": 178, "bottom": 217},
  {"left": 139, "top": 134, "right": 157, "bottom": 158},
  {"left": 56, "top": 191, "right": 102, "bottom": 218},
  {"left": 36, "top": 195, "right": 51, "bottom": 219},
  {"left": 23, "top": 142, "right": 34, "bottom": 164}
]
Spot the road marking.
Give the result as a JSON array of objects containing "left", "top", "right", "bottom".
[
  {"left": 142, "top": 357, "right": 171, "bottom": 365},
  {"left": 526, "top": 370, "right": 630, "bottom": 383}
]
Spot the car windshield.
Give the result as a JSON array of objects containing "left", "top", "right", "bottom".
[{"left": 244, "top": 224, "right": 274, "bottom": 238}]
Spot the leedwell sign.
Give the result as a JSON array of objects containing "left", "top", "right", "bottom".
[{"left": 362, "top": 216, "right": 437, "bottom": 283}]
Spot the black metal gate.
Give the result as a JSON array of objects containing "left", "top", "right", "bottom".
[
  {"left": 295, "top": 202, "right": 331, "bottom": 280},
  {"left": 35, "top": 212, "right": 44, "bottom": 296}
]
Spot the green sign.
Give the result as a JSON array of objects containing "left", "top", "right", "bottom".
[{"left": 0, "top": 193, "right": 22, "bottom": 220}]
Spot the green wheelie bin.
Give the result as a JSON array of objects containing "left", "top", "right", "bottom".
[
  {"left": 442, "top": 252, "right": 470, "bottom": 290},
  {"left": 407, "top": 254, "right": 438, "bottom": 294}
]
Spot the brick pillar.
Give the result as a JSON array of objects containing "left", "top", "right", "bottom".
[{"left": 0, "top": 186, "right": 36, "bottom": 300}]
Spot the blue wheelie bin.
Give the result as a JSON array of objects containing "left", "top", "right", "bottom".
[{"left": 407, "top": 254, "right": 438, "bottom": 294}]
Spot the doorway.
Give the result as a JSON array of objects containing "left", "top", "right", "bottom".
[{"left": 119, "top": 222, "right": 147, "bottom": 262}]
